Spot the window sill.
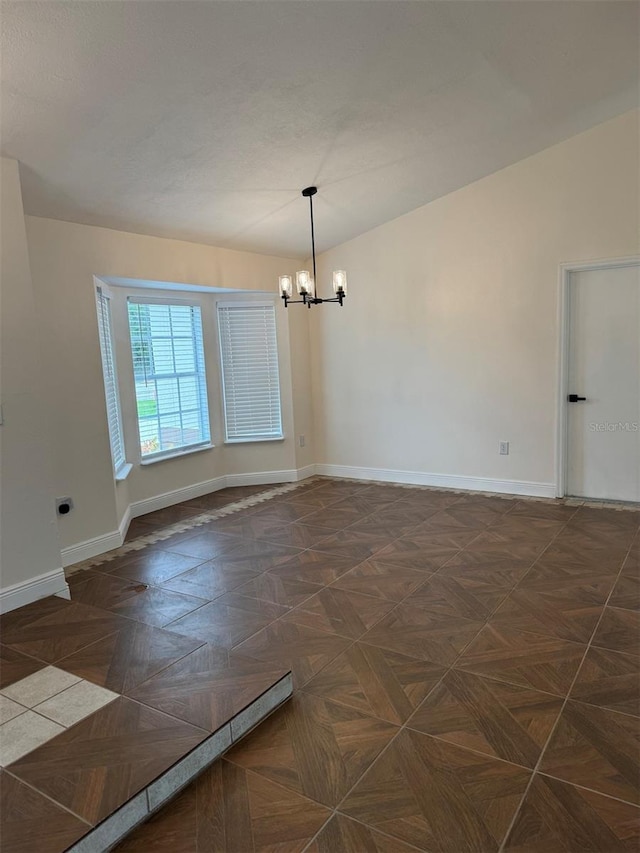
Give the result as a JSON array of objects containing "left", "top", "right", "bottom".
[
  {"left": 140, "top": 443, "right": 214, "bottom": 465},
  {"left": 115, "top": 463, "right": 133, "bottom": 482},
  {"left": 223, "top": 436, "right": 285, "bottom": 445}
]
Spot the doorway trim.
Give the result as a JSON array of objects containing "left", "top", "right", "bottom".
[{"left": 555, "top": 255, "right": 640, "bottom": 498}]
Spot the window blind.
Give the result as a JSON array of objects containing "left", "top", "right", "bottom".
[
  {"left": 217, "top": 302, "right": 283, "bottom": 442},
  {"left": 127, "top": 298, "right": 211, "bottom": 458},
  {"left": 96, "top": 287, "right": 127, "bottom": 474}
]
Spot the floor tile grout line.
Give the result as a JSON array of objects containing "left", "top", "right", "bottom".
[
  {"left": 603, "top": 602, "right": 640, "bottom": 616},
  {"left": 403, "top": 552, "right": 526, "bottom": 621},
  {"left": 300, "top": 809, "right": 336, "bottom": 851},
  {"left": 2, "top": 767, "right": 93, "bottom": 827},
  {"left": 54, "top": 631, "right": 209, "bottom": 696},
  {"left": 26, "top": 678, "right": 102, "bottom": 720},
  {"left": 495, "top": 525, "right": 639, "bottom": 853},
  {"left": 219, "top": 752, "right": 345, "bottom": 816},
  {"left": 116, "top": 638, "right": 210, "bottom": 694},
  {"left": 85, "top": 542, "right": 236, "bottom": 581},
  {"left": 295, "top": 677, "right": 564, "bottom": 771},
  {"left": 452, "top": 648, "right": 587, "bottom": 697},
  {"left": 105, "top": 598, "right": 213, "bottom": 633},
  {"left": 588, "top": 638, "right": 639, "bottom": 656},
  {"left": 125, "top": 677, "right": 283, "bottom": 741},
  {"left": 7, "top": 626, "right": 135, "bottom": 670},
  {"left": 401, "top": 728, "right": 547, "bottom": 775},
  {"left": 336, "top": 810, "right": 429, "bottom": 852},
  {"left": 534, "top": 771, "right": 640, "bottom": 808},
  {"left": 276, "top": 598, "right": 396, "bottom": 643},
  {"left": 295, "top": 685, "right": 401, "bottom": 729},
  {"left": 50, "top": 627, "right": 152, "bottom": 669},
  {"left": 309, "top": 615, "right": 579, "bottom": 679},
  {"left": 125, "top": 664, "right": 300, "bottom": 728},
  {"left": 300, "top": 806, "right": 432, "bottom": 853},
  {"left": 230, "top": 759, "right": 335, "bottom": 809}
]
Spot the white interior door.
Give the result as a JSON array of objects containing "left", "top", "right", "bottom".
[{"left": 566, "top": 263, "right": 640, "bottom": 502}]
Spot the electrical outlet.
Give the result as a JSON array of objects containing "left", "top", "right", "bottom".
[
  {"left": 56, "top": 496, "right": 74, "bottom": 516},
  {"left": 499, "top": 441, "right": 510, "bottom": 456},
  {"left": 299, "top": 434, "right": 305, "bottom": 448}
]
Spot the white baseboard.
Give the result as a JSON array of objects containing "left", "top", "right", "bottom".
[
  {"left": 61, "top": 528, "right": 123, "bottom": 568},
  {"left": 119, "top": 505, "right": 132, "bottom": 541},
  {"left": 0, "top": 568, "right": 70, "bottom": 614},
  {"left": 295, "top": 464, "right": 317, "bottom": 481},
  {"left": 130, "top": 468, "right": 310, "bottom": 507},
  {"left": 129, "top": 475, "right": 227, "bottom": 518},
  {"left": 314, "top": 464, "right": 556, "bottom": 498},
  {"left": 225, "top": 468, "right": 306, "bottom": 487},
  {"left": 60, "top": 461, "right": 555, "bottom": 572}
]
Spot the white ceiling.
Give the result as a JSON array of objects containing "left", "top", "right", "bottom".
[{"left": 1, "top": 1, "right": 638, "bottom": 258}]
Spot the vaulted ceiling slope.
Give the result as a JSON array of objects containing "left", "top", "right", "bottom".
[{"left": 1, "top": 1, "right": 638, "bottom": 257}]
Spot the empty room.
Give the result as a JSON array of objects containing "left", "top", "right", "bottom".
[{"left": 0, "top": 1, "right": 639, "bottom": 851}]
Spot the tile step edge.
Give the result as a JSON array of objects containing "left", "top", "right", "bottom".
[{"left": 65, "top": 672, "right": 293, "bottom": 853}]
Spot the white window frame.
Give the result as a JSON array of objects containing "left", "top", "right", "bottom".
[
  {"left": 127, "top": 295, "right": 213, "bottom": 464},
  {"left": 216, "top": 299, "right": 284, "bottom": 444},
  {"left": 95, "top": 284, "right": 130, "bottom": 480}
]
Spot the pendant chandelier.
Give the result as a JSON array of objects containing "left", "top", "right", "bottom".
[{"left": 279, "top": 186, "right": 347, "bottom": 308}]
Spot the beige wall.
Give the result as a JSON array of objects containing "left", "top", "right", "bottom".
[
  {"left": 24, "top": 215, "right": 314, "bottom": 552},
  {"left": 311, "top": 110, "right": 640, "bottom": 491},
  {"left": 0, "top": 158, "right": 63, "bottom": 593}
]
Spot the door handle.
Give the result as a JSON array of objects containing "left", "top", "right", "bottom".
[{"left": 567, "top": 394, "right": 587, "bottom": 402}]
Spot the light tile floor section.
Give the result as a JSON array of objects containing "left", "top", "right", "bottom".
[
  {"left": 0, "top": 712, "right": 64, "bottom": 766},
  {"left": 0, "top": 666, "right": 118, "bottom": 765},
  {"left": 2, "top": 665, "right": 80, "bottom": 706},
  {"left": 36, "top": 680, "right": 118, "bottom": 727},
  {"left": 0, "top": 696, "right": 25, "bottom": 726}
]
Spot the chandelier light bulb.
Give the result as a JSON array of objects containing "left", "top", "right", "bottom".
[
  {"left": 296, "top": 270, "right": 311, "bottom": 295},
  {"left": 333, "top": 270, "right": 347, "bottom": 294},
  {"left": 279, "top": 275, "right": 293, "bottom": 298}
]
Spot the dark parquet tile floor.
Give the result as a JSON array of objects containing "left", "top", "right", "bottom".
[{"left": 2, "top": 478, "right": 639, "bottom": 851}]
